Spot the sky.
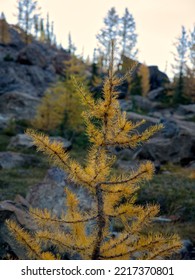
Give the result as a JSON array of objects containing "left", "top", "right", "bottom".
[{"left": 1, "top": 0, "right": 195, "bottom": 78}]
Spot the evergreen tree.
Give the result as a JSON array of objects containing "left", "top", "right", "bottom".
[
  {"left": 189, "top": 24, "right": 195, "bottom": 69},
  {"left": 45, "top": 13, "right": 55, "bottom": 45},
  {"left": 121, "top": 55, "right": 140, "bottom": 96},
  {"left": 184, "top": 67, "right": 195, "bottom": 102},
  {"left": 7, "top": 44, "right": 181, "bottom": 260},
  {"left": 68, "top": 32, "right": 76, "bottom": 54},
  {"left": 39, "top": 18, "right": 45, "bottom": 42},
  {"left": 185, "top": 25, "right": 195, "bottom": 102},
  {"left": 33, "top": 14, "right": 39, "bottom": 39},
  {"left": 0, "top": 12, "right": 11, "bottom": 44},
  {"left": 96, "top": 7, "right": 119, "bottom": 68},
  {"left": 51, "top": 21, "right": 55, "bottom": 45},
  {"left": 172, "top": 26, "right": 188, "bottom": 104},
  {"left": 16, "top": 0, "right": 40, "bottom": 43},
  {"left": 32, "top": 55, "right": 87, "bottom": 135},
  {"left": 46, "top": 13, "right": 51, "bottom": 44},
  {"left": 31, "top": 89, "right": 66, "bottom": 132},
  {"left": 138, "top": 63, "right": 150, "bottom": 96},
  {"left": 120, "top": 8, "right": 138, "bottom": 59},
  {"left": 90, "top": 48, "right": 102, "bottom": 92}
]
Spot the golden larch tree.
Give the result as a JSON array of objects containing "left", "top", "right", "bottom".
[
  {"left": 31, "top": 88, "right": 66, "bottom": 132},
  {"left": 7, "top": 44, "right": 182, "bottom": 260},
  {"left": 138, "top": 63, "right": 150, "bottom": 97},
  {"left": 0, "top": 12, "right": 11, "bottom": 44},
  {"left": 32, "top": 55, "right": 87, "bottom": 133}
]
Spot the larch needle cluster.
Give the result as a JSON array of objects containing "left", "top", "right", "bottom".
[{"left": 6, "top": 45, "right": 182, "bottom": 260}]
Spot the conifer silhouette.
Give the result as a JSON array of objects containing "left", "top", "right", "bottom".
[
  {"left": 0, "top": 12, "right": 11, "bottom": 44},
  {"left": 6, "top": 43, "right": 182, "bottom": 260}
]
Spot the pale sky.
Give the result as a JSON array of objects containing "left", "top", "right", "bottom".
[{"left": 1, "top": 0, "right": 195, "bottom": 77}]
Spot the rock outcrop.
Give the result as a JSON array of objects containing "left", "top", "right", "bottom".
[
  {"left": 0, "top": 24, "right": 71, "bottom": 124},
  {"left": 0, "top": 152, "right": 41, "bottom": 169},
  {"left": 148, "top": 66, "right": 169, "bottom": 90},
  {"left": 26, "top": 167, "right": 94, "bottom": 214},
  {"left": 115, "top": 112, "right": 195, "bottom": 166},
  {"left": 7, "top": 134, "right": 72, "bottom": 151}
]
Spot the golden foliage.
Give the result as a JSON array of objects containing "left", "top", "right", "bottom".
[
  {"left": 138, "top": 63, "right": 150, "bottom": 96},
  {"left": 32, "top": 55, "right": 88, "bottom": 133},
  {"left": 6, "top": 220, "right": 55, "bottom": 260},
  {"left": 0, "top": 16, "right": 11, "bottom": 44},
  {"left": 31, "top": 89, "right": 66, "bottom": 132},
  {"left": 7, "top": 43, "right": 182, "bottom": 260}
]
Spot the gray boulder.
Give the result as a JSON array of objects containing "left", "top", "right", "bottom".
[
  {"left": 148, "top": 87, "right": 165, "bottom": 101},
  {"left": 26, "top": 167, "right": 94, "bottom": 215},
  {"left": 138, "top": 125, "right": 195, "bottom": 165},
  {"left": 123, "top": 112, "right": 195, "bottom": 165},
  {"left": 119, "top": 99, "right": 132, "bottom": 112},
  {"left": 17, "top": 43, "right": 48, "bottom": 68},
  {"left": 0, "top": 152, "right": 40, "bottom": 169},
  {"left": 148, "top": 66, "right": 169, "bottom": 90},
  {"left": 49, "top": 136, "right": 72, "bottom": 150},
  {"left": 132, "top": 95, "right": 163, "bottom": 112},
  {"left": 8, "top": 134, "right": 72, "bottom": 151},
  {"left": 0, "top": 114, "right": 11, "bottom": 131},
  {"left": 0, "top": 91, "right": 39, "bottom": 120},
  {"left": 176, "top": 104, "right": 195, "bottom": 119},
  {"left": 159, "top": 118, "right": 180, "bottom": 138},
  {"left": 0, "top": 62, "right": 56, "bottom": 97},
  {"left": 0, "top": 197, "right": 35, "bottom": 259},
  {"left": 8, "top": 134, "right": 34, "bottom": 150}
]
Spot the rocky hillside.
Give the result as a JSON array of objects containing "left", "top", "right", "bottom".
[
  {"left": 0, "top": 24, "right": 71, "bottom": 129},
  {"left": 1, "top": 25, "right": 195, "bottom": 167}
]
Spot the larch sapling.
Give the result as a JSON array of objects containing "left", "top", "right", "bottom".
[{"left": 6, "top": 43, "right": 182, "bottom": 260}]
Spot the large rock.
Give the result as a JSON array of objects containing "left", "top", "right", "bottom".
[
  {"left": 176, "top": 104, "right": 195, "bottom": 119},
  {"left": 138, "top": 136, "right": 189, "bottom": 164},
  {"left": 139, "top": 123, "right": 195, "bottom": 165},
  {"left": 148, "top": 66, "right": 169, "bottom": 90},
  {"left": 159, "top": 118, "right": 180, "bottom": 138},
  {"left": 8, "top": 134, "right": 34, "bottom": 150},
  {"left": 122, "top": 112, "right": 195, "bottom": 165},
  {"left": 148, "top": 87, "right": 166, "bottom": 101},
  {"left": 26, "top": 167, "right": 94, "bottom": 215},
  {"left": 8, "top": 134, "right": 72, "bottom": 151},
  {"left": 132, "top": 95, "right": 163, "bottom": 112},
  {"left": 127, "top": 112, "right": 159, "bottom": 133},
  {"left": 0, "top": 114, "right": 11, "bottom": 131},
  {"left": 0, "top": 92, "right": 39, "bottom": 120},
  {"left": 0, "top": 152, "right": 40, "bottom": 169},
  {"left": 17, "top": 43, "right": 48, "bottom": 68},
  {"left": 49, "top": 137, "right": 72, "bottom": 150},
  {"left": 9, "top": 25, "right": 26, "bottom": 48},
  {"left": 52, "top": 51, "right": 71, "bottom": 75},
  {"left": 0, "top": 64, "right": 21, "bottom": 95},
  {"left": 0, "top": 197, "right": 35, "bottom": 259},
  {"left": 0, "top": 62, "right": 56, "bottom": 97}
]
